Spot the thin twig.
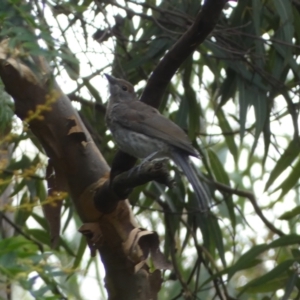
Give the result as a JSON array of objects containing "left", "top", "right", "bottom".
[
  {"left": 205, "top": 179, "right": 285, "bottom": 237},
  {"left": 0, "top": 211, "right": 44, "bottom": 252}
]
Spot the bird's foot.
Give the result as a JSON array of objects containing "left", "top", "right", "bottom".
[
  {"left": 138, "top": 157, "right": 169, "bottom": 174},
  {"left": 140, "top": 151, "right": 160, "bottom": 164},
  {"left": 126, "top": 158, "right": 169, "bottom": 178}
]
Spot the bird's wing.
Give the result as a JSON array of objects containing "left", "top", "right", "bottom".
[{"left": 112, "top": 101, "right": 198, "bottom": 157}]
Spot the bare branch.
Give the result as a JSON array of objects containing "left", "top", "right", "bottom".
[{"left": 140, "top": 0, "right": 230, "bottom": 108}]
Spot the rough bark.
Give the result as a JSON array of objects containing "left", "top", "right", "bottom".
[{"left": 0, "top": 42, "right": 163, "bottom": 300}]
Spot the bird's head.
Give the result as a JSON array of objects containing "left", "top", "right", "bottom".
[{"left": 104, "top": 74, "right": 136, "bottom": 101}]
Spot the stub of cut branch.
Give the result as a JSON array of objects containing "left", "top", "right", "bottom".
[
  {"left": 123, "top": 227, "right": 172, "bottom": 273},
  {"left": 79, "top": 223, "right": 172, "bottom": 272}
]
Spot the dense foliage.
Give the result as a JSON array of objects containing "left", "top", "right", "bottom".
[{"left": 1, "top": 0, "right": 300, "bottom": 299}]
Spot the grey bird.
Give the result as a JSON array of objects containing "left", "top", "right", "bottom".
[{"left": 104, "top": 74, "right": 210, "bottom": 212}]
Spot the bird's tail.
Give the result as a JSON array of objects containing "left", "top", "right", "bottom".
[{"left": 171, "top": 151, "right": 210, "bottom": 212}]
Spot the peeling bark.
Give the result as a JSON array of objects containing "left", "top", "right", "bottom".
[{"left": 0, "top": 40, "right": 164, "bottom": 300}]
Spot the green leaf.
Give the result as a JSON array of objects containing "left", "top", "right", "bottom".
[
  {"left": 216, "top": 108, "right": 238, "bottom": 161},
  {"left": 14, "top": 192, "right": 33, "bottom": 226},
  {"left": 207, "top": 149, "right": 230, "bottom": 185},
  {"left": 194, "top": 210, "right": 211, "bottom": 252},
  {"left": 229, "top": 235, "right": 300, "bottom": 280},
  {"left": 59, "top": 237, "right": 76, "bottom": 257},
  {"left": 218, "top": 68, "right": 236, "bottom": 107},
  {"left": 9, "top": 178, "right": 26, "bottom": 197},
  {"left": 72, "top": 235, "right": 86, "bottom": 270},
  {"left": 262, "top": 113, "right": 271, "bottom": 167},
  {"left": 273, "top": 42, "right": 300, "bottom": 75},
  {"left": 292, "top": 248, "right": 300, "bottom": 259},
  {"left": 207, "top": 149, "right": 236, "bottom": 230},
  {"left": 8, "top": 155, "right": 32, "bottom": 171},
  {"left": 252, "top": 0, "right": 264, "bottom": 69},
  {"left": 293, "top": 7, "right": 300, "bottom": 43},
  {"left": 251, "top": 89, "right": 267, "bottom": 155},
  {"left": 282, "top": 272, "right": 297, "bottom": 300},
  {"left": 238, "top": 260, "right": 294, "bottom": 296},
  {"left": 35, "top": 179, "right": 47, "bottom": 203},
  {"left": 27, "top": 229, "right": 51, "bottom": 246},
  {"left": 279, "top": 206, "right": 300, "bottom": 220},
  {"left": 62, "top": 197, "right": 74, "bottom": 233},
  {"left": 273, "top": 0, "right": 294, "bottom": 44},
  {"left": 237, "top": 78, "right": 249, "bottom": 139},
  {"left": 176, "top": 94, "right": 189, "bottom": 131},
  {"left": 244, "top": 275, "right": 288, "bottom": 294},
  {"left": 228, "top": 244, "right": 268, "bottom": 279},
  {"left": 0, "top": 235, "right": 37, "bottom": 254},
  {"left": 268, "top": 234, "right": 300, "bottom": 248},
  {"left": 31, "top": 212, "right": 49, "bottom": 230},
  {"left": 210, "top": 216, "right": 226, "bottom": 267},
  {"left": 0, "top": 82, "right": 14, "bottom": 135},
  {"left": 125, "top": 38, "right": 170, "bottom": 70},
  {"left": 60, "top": 45, "right": 80, "bottom": 81},
  {"left": 275, "top": 157, "right": 300, "bottom": 199},
  {"left": 265, "top": 139, "right": 300, "bottom": 191},
  {"left": 182, "top": 58, "right": 201, "bottom": 140}
]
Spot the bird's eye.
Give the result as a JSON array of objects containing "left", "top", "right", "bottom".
[{"left": 121, "top": 85, "right": 128, "bottom": 91}]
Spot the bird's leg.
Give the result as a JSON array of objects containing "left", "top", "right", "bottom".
[
  {"left": 127, "top": 152, "right": 161, "bottom": 177},
  {"left": 140, "top": 151, "right": 160, "bottom": 164}
]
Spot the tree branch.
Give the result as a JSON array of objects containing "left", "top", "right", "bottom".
[
  {"left": 207, "top": 179, "right": 285, "bottom": 237},
  {"left": 140, "top": 0, "right": 232, "bottom": 108},
  {"left": 0, "top": 39, "right": 163, "bottom": 300},
  {"left": 111, "top": 0, "right": 232, "bottom": 179}
]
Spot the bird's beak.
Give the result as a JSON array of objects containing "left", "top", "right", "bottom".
[{"left": 104, "top": 73, "right": 117, "bottom": 84}]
